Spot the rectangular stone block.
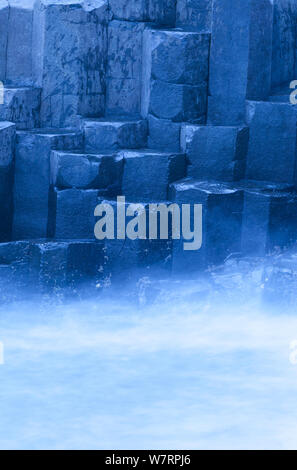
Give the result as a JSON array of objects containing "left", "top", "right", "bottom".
[
  {"left": 208, "top": 0, "right": 273, "bottom": 125},
  {"left": 181, "top": 125, "right": 249, "bottom": 181},
  {"left": 106, "top": 20, "right": 145, "bottom": 116},
  {"left": 0, "top": 122, "right": 16, "bottom": 241},
  {"left": 48, "top": 188, "right": 99, "bottom": 239},
  {"left": 245, "top": 101, "right": 297, "bottom": 183},
  {"left": 148, "top": 114, "right": 181, "bottom": 152},
  {"left": 0, "top": 87, "right": 41, "bottom": 129},
  {"left": 13, "top": 129, "right": 83, "bottom": 240},
  {"left": 176, "top": 0, "right": 213, "bottom": 32},
  {"left": 120, "top": 150, "right": 186, "bottom": 201},
  {"left": 109, "top": 0, "right": 176, "bottom": 25},
  {"left": 238, "top": 181, "right": 297, "bottom": 256},
  {"left": 271, "top": 0, "right": 297, "bottom": 89},
  {"left": 142, "top": 29, "right": 209, "bottom": 121},
  {"left": 169, "top": 178, "right": 244, "bottom": 272},
  {"left": 84, "top": 119, "right": 147, "bottom": 152},
  {"left": 50, "top": 151, "right": 123, "bottom": 195},
  {"left": 33, "top": 0, "right": 108, "bottom": 127}
]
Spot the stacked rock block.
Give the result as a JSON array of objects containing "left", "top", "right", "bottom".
[{"left": 1, "top": 0, "right": 297, "bottom": 285}]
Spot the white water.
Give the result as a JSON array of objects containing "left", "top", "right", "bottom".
[{"left": 0, "top": 268, "right": 297, "bottom": 450}]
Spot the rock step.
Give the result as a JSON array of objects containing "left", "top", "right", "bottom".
[
  {"left": 181, "top": 124, "right": 249, "bottom": 181},
  {"left": 48, "top": 149, "right": 186, "bottom": 239},
  {"left": 83, "top": 118, "right": 147, "bottom": 153},
  {"left": 168, "top": 178, "right": 297, "bottom": 272},
  {"left": 0, "top": 86, "right": 41, "bottom": 129},
  {"left": 169, "top": 178, "right": 244, "bottom": 272}
]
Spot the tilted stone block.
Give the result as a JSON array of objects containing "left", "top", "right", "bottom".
[
  {"left": 181, "top": 125, "right": 249, "bottom": 181},
  {"left": 106, "top": 20, "right": 145, "bottom": 115},
  {"left": 50, "top": 151, "right": 123, "bottom": 194},
  {"left": 33, "top": 0, "right": 108, "bottom": 127},
  {"left": 142, "top": 29, "right": 209, "bottom": 120},
  {"left": 48, "top": 188, "right": 99, "bottom": 239},
  {"left": 84, "top": 119, "right": 147, "bottom": 152},
  {"left": 245, "top": 101, "right": 297, "bottom": 183},
  {"left": 13, "top": 129, "right": 83, "bottom": 240},
  {"left": 169, "top": 178, "right": 244, "bottom": 272},
  {"left": 236, "top": 181, "right": 297, "bottom": 256},
  {"left": 208, "top": 0, "right": 274, "bottom": 125},
  {"left": 0, "top": 87, "right": 41, "bottom": 129},
  {"left": 148, "top": 115, "right": 181, "bottom": 152},
  {"left": 176, "top": 0, "right": 213, "bottom": 32},
  {"left": 120, "top": 150, "right": 186, "bottom": 201},
  {"left": 108, "top": 0, "right": 176, "bottom": 25},
  {"left": 0, "top": 122, "right": 16, "bottom": 241},
  {"left": 271, "top": 0, "right": 297, "bottom": 89}
]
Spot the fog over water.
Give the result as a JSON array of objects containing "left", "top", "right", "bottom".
[{"left": 0, "top": 257, "right": 297, "bottom": 450}]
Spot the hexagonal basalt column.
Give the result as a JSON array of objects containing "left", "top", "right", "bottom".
[
  {"left": 181, "top": 124, "right": 249, "bottom": 181},
  {"left": 33, "top": 0, "right": 108, "bottom": 127},
  {"left": 0, "top": 122, "right": 16, "bottom": 241},
  {"left": 142, "top": 28, "right": 209, "bottom": 149},
  {"left": 208, "top": 0, "right": 274, "bottom": 125},
  {"left": 13, "top": 129, "right": 83, "bottom": 240},
  {"left": 106, "top": 20, "right": 145, "bottom": 116},
  {"left": 0, "top": 0, "right": 35, "bottom": 86},
  {"left": 245, "top": 101, "right": 297, "bottom": 184},
  {"left": 169, "top": 178, "right": 244, "bottom": 272}
]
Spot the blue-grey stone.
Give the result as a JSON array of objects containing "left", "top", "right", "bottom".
[
  {"left": 271, "top": 0, "right": 297, "bottom": 89},
  {"left": 109, "top": 0, "right": 176, "bottom": 25},
  {"left": 148, "top": 114, "right": 181, "bottom": 152},
  {"left": 142, "top": 29, "right": 209, "bottom": 120},
  {"left": 13, "top": 129, "right": 83, "bottom": 240},
  {"left": 0, "top": 0, "right": 9, "bottom": 81},
  {"left": 181, "top": 124, "right": 249, "bottom": 181},
  {"left": 2, "top": 0, "right": 35, "bottom": 86},
  {"left": 208, "top": 0, "right": 274, "bottom": 125},
  {"left": 237, "top": 181, "right": 297, "bottom": 256},
  {"left": 0, "top": 86, "right": 41, "bottom": 129},
  {"left": 106, "top": 20, "right": 145, "bottom": 116},
  {"left": 176, "top": 0, "right": 213, "bottom": 32},
  {"left": 120, "top": 150, "right": 186, "bottom": 201},
  {"left": 99, "top": 198, "right": 172, "bottom": 280},
  {"left": 48, "top": 188, "right": 99, "bottom": 239},
  {"left": 245, "top": 101, "right": 297, "bottom": 183},
  {"left": 84, "top": 119, "right": 147, "bottom": 152},
  {"left": 149, "top": 81, "right": 207, "bottom": 122},
  {"left": 169, "top": 178, "right": 244, "bottom": 272},
  {"left": 50, "top": 151, "right": 123, "bottom": 193},
  {"left": 0, "top": 122, "right": 15, "bottom": 242},
  {"left": 33, "top": 0, "right": 108, "bottom": 127},
  {"left": 29, "top": 240, "right": 105, "bottom": 291}
]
